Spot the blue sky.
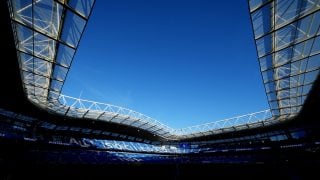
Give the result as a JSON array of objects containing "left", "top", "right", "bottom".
[{"left": 62, "top": 0, "right": 269, "bottom": 129}]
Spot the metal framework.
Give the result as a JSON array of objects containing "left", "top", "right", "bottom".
[
  {"left": 8, "top": 0, "right": 95, "bottom": 107},
  {"left": 249, "top": 0, "right": 320, "bottom": 117},
  {"left": 55, "top": 95, "right": 273, "bottom": 139},
  {"left": 6, "top": 0, "right": 320, "bottom": 141}
]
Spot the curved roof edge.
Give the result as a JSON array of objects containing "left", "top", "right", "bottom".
[{"left": 48, "top": 93, "right": 275, "bottom": 140}]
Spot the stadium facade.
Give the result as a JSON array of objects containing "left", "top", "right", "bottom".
[{"left": 0, "top": 0, "right": 320, "bottom": 178}]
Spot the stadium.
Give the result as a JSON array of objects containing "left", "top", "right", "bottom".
[{"left": 0, "top": 0, "right": 320, "bottom": 179}]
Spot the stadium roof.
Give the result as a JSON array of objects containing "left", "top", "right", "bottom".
[
  {"left": 6, "top": 0, "right": 320, "bottom": 140},
  {"left": 250, "top": 0, "right": 320, "bottom": 117}
]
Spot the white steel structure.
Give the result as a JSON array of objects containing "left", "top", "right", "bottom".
[
  {"left": 6, "top": 0, "right": 320, "bottom": 140},
  {"left": 57, "top": 95, "right": 273, "bottom": 139}
]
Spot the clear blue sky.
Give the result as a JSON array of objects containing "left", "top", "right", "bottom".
[{"left": 62, "top": 0, "right": 269, "bottom": 129}]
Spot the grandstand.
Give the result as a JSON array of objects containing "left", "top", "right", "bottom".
[{"left": 0, "top": 0, "right": 320, "bottom": 179}]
